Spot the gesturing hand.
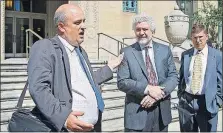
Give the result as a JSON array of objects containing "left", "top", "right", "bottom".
[
  {"left": 66, "top": 111, "right": 94, "bottom": 132},
  {"left": 107, "top": 53, "right": 124, "bottom": 70}
]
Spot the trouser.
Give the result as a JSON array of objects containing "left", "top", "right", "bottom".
[
  {"left": 125, "top": 105, "right": 168, "bottom": 132},
  {"left": 178, "top": 92, "right": 218, "bottom": 132}
]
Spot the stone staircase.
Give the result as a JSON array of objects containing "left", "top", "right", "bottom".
[{"left": 0, "top": 58, "right": 179, "bottom": 132}]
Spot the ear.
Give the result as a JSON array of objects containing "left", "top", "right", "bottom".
[{"left": 57, "top": 22, "right": 66, "bottom": 33}]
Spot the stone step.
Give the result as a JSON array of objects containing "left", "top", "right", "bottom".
[
  {"left": 0, "top": 65, "right": 28, "bottom": 70},
  {"left": 1, "top": 77, "right": 27, "bottom": 84},
  {"left": 0, "top": 81, "right": 118, "bottom": 91},
  {"left": 0, "top": 124, "right": 8, "bottom": 132},
  {"left": 1, "top": 83, "right": 26, "bottom": 91},
  {"left": 1, "top": 109, "right": 222, "bottom": 132},
  {"left": 0, "top": 71, "right": 28, "bottom": 77},
  {"left": 1, "top": 97, "right": 125, "bottom": 112},
  {"left": 0, "top": 89, "right": 125, "bottom": 101},
  {"left": 102, "top": 108, "right": 124, "bottom": 121},
  {"left": 102, "top": 117, "right": 124, "bottom": 132},
  {"left": 0, "top": 101, "right": 124, "bottom": 124},
  {"left": 101, "top": 84, "right": 118, "bottom": 92}
]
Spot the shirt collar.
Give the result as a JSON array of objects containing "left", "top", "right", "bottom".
[
  {"left": 194, "top": 44, "right": 208, "bottom": 56},
  {"left": 58, "top": 35, "right": 75, "bottom": 52}
]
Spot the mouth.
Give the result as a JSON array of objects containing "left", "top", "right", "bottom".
[{"left": 79, "top": 32, "right": 84, "bottom": 38}]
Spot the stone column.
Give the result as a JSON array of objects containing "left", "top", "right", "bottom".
[{"left": 0, "top": 0, "right": 5, "bottom": 60}]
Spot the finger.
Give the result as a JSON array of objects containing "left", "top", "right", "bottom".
[
  {"left": 82, "top": 126, "right": 95, "bottom": 132},
  {"left": 145, "top": 101, "right": 152, "bottom": 108},
  {"left": 154, "top": 96, "right": 160, "bottom": 101},
  {"left": 76, "top": 119, "right": 94, "bottom": 129},
  {"left": 71, "top": 124, "right": 84, "bottom": 132},
  {"left": 71, "top": 111, "right": 84, "bottom": 116},
  {"left": 140, "top": 96, "right": 147, "bottom": 105},
  {"left": 142, "top": 98, "right": 150, "bottom": 107},
  {"left": 161, "top": 90, "right": 165, "bottom": 96}
]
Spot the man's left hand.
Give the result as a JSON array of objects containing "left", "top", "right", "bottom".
[
  {"left": 107, "top": 53, "right": 124, "bottom": 70},
  {"left": 140, "top": 95, "right": 156, "bottom": 108}
]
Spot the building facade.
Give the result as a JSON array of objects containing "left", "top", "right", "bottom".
[{"left": 0, "top": 0, "right": 221, "bottom": 61}]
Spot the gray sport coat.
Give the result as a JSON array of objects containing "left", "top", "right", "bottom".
[
  {"left": 117, "top": 41, "right": 178, "bottom": 130},
  {"left": 28, "top": 36, "right": 113, "bottom": 131}
]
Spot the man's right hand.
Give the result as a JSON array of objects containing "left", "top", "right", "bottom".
[
  {"left": 66, "top": 111, "right": 94, "bottom": 132},
  {"left": 146, "top": 85, "right": 165, "bottom": 100}
]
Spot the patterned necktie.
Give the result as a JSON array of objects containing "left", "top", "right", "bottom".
[
  {"left": 145, "top": 47, "right": 158, "bottom": 86},
  {"left": 75, "top": 47, "right": 105, "bottom": 112},
  {"left": 191, "top": 51, "right": 202, "bottom": 94}
]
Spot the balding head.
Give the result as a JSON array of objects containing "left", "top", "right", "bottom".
[
  {"left": 53, "top": 4, "right": 86, "bottom": 46},
  {"left": 54, "top": 4, "right": 83, "bottom": 27}
]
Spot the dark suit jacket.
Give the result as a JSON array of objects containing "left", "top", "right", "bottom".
[
  {"left": 117, "top": 41, "right": 178, "bottom": 130},
  {"left": 28, "top": 36, "right": 113, "bottom": 131},
  {"left": 178, "top": 46, "right": 222, "bottom": 114}
]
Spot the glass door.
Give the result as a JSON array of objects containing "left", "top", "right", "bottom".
[
  {"left": 15, "top": 17, "right": 29, "bottom": 57},
  {"left": 5, "top": 11, "right": 47, "bottom": 58},
  {"left": 5, "top": 17, "right": 14, "bottom": 57}
]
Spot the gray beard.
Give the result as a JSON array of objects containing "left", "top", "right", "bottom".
[{"left": 137, "top": 38, "right": 152, "bottom": 45}]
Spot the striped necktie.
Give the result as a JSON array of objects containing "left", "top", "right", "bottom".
[{"left": 191, "top": 51, "right": 202, "bottom": 94}]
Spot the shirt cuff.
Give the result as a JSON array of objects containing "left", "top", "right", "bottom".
[{"left": 144, "top": 85, "right": 149, "bottom": 95}]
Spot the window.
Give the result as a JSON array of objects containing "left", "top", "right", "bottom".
[
  {"left": 5, "top": 0, "right": 46, "bottom": 13},
  {"left": 123, "top": 0, "right": 137, "bottom": 13}
]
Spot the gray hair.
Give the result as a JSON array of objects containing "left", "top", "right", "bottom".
[
  {"left": 54, "top": 11, "right": 67, "bottom": 27},
  {"left": 132, "top": 13, "right": 156, "bottom": 33}
]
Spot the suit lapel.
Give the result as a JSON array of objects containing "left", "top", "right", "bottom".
[
  {"left": 51, "top": 36, "right": 72, "bottom": 95},
  {"left": 184, "top": 48, "right": 194, "bottom": 81},
  {"left": 204, "top": 46, "right": 215, "bottom": 89},
  {"left": 132, "top": 43, "right": 148, "bottom": 80}
]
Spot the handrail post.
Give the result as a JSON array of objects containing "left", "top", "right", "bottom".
[
  {"left": 98, "top": 33, "right": 100, "bottom": 60},
  {"left": 25, "top": 29, "right": 43, "bottom": 59},
  {"left": 117, "top": 41, "right": 119, "bottom": 56},
  {"left": 26, "top": 31, "right": 28, "bottom": 58}
]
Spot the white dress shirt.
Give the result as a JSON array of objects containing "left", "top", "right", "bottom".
[
  {"left": 142, "top": 40, "right": 158, "bottom": 79},
  {"left": 186, "top": 44, "right": 208, "bottom": 95},
  {"left": 58, "top": 36, "right": 98, "bottom": 125},
  {"left": 142, "top": 40, "right": 159, "bottom": 94}
]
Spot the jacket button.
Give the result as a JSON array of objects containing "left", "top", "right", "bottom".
[{"left": 69, "top": 99, "right": 72, "bottom": 103}]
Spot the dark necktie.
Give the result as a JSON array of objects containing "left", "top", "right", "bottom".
[
  {"left": 75, "top": 47, "right": 105, "bottom": 112},
  {"left": 145, "top": 47, "right": 158, "bottom": 86}
]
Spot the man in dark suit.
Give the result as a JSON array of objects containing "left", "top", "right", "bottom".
[
  {"left": 117, "top": 13, "right": 178, "bottom": 132},
  {"left": 28, "top": 4, "right": 123, "bottom": 132},
  {"left": 178, "top": 23, "right": 222, "bottom": 132}
]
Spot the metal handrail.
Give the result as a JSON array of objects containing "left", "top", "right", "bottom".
[
  {"left": 99, "top": 47, "right": 118, "bottom": 57},
  {"left": 97, "top": 33, "right": 129, "bottom": 60},
  {"left": 26, "top": 29, "right": 43, "bottom": 58}
]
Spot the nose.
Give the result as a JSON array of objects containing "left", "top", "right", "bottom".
[
  {"left": 196, "top": 37, "right": 201, "bottom": 42},
  {"left": 139, "top": 29, "right": 144, "bottom": 36},
  {"left": 81, "top": 22, "right": 86, "bottom": 29}
]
